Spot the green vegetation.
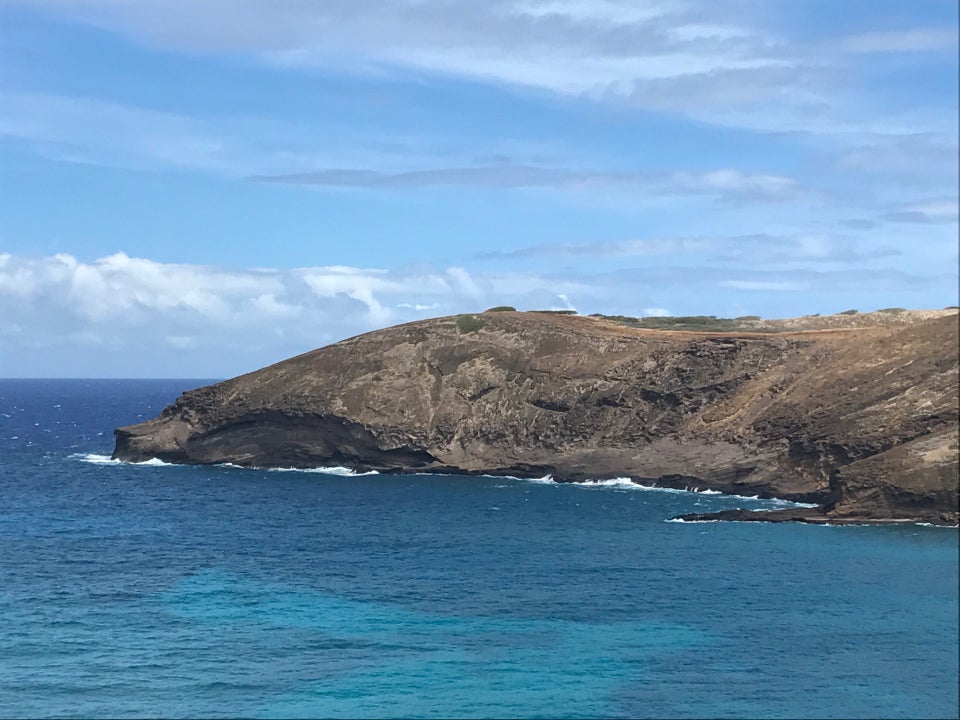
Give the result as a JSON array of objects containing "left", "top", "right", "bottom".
[
  {"left": 839, "top": 309, "right": 859, "bottom": 315},
  {"left": 455, "top": 314, "right": 486, "bottom": 333},
  {"left": 484, "top": 306, "right": 516, "bottom": 312},
  {"left": 877, "top": 307, "right": 906, "bottom": 314},
  {"left": 735, "top": 315, "right": 761, "bottom": 321},
  {"left": 530, "top": 309, "right": 577, "bottom": 315}
]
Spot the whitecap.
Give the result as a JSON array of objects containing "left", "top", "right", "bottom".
[
  {"left": 475, "top": 472, "right": 557, "bottom": 484},
  {"left": 768, "top": 498, "right": 819, "bottom": 509},
  {"left": 70, "top": 453, "right": 179, "bottom": 467},
  {"left": 72, "top": 453, "right": 121, "bottom": 465},
  {"left": 525, "top": 474, "right": 557, "bottom": 484},
  {"left": 627, "top": 483, "right": 691, "bottom": 495},
  {"left": 665, "top": 518, "right": 720, "bottom": 523},
  {"left": 479, "top": 472, "right": 814, "bottom": 508},
  {"left": 266, "top": 466, "right": 380, "bottom": 477},
  {"left": 592, "top": 480, "right": 820, "bottom": 509},
  {"left": 136, "top": 457, "right": 178, "bottom": 466},
  {"left": 578, "top": 477, "right": 639, "bottom": 490}
]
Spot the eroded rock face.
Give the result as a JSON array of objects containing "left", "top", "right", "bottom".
[{"left": 114, "top": 311, "right": 960, "bottom": 525}]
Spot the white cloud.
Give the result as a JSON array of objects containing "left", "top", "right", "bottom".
[
  {"left": 396, "top": 302, "right": 440, "bottom": 311},
  {"left": 556, "top": 293, "right": 575, "bottom": 310},
  {"left": 719, "top": 279, "right": 808, "bottom": 291},
  {"left": 7, "top": 0, "right": 814, "bottom": 124},
  {"left": 836, "top": 133, "right": 959, "bottom": 185},
  {"left": 2, "top": 3, "right": 954, "bottom": 205},
  {"left": 0, "top": 92, "right": 234, "bottom": 173},
  {"left": 15, "top": 1, "right": 947, "bottom": 146},
  {"left": 0, "top": 90, "right": 447, "bottom": 177},
  {"left": 0, "top": 89, "right": 817, "bottom": 208},
  {"left": 165, "top": 335, "right": 199, "bottom": 350},
  {"left": 257, "top": 165, "right": 805, "bottom": 204},
  {"left": 481, "top": 231, "right": 901, "bottom": 265},
  {"left": 248, "top": 293, "right": 302, "bottom": 318},
  {"left": 0, "top": 251, "right": 588, "bottom": 348},
  {"left": 908, "top": 199, "right": 959, "bottom": 220},
  {"left": 840, "top": 28, "right": 958, "bottom": 54},
  {"left": 884, "top": 197, "right": 960, "bottom": 224},
  {"left": 670, "top": 169, "right": 801, "bottom": 200},
  {"left": 445, "top": 266, "right": 484, "bottom": 300},
  {"left": 0, "top": 251, "right": 951, "bottom": 376},
  {"left": 510, "top": 0, "right": 679, "bottom": 25}
]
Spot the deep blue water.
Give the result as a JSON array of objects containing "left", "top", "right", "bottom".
[{"left": 0, "top": 379, "right": 957, "bottom": 719}]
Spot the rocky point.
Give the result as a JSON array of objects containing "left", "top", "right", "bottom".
[{"left": 114, "top": 309, "right": 959, "bottom": 525}]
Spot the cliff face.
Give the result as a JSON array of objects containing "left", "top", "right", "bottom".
[{"left": 114, "top": 310, "right": 960, "bottom": 525}]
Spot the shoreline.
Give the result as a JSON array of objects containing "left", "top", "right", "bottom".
[{"left": 79, "top": 452, "right": 959, "bottom": 527}]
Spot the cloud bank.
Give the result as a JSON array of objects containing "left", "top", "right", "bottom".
[{"left": 1, "top": 251, "right": 952, "bottom": 377}]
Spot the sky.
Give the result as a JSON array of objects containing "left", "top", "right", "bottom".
[{"left": 0, "top": 0, "right": 957, "bottom": 378}]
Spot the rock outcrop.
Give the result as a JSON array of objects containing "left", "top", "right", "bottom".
[{"left": 114, "top": 310, "right": 960, "bottom": 525}]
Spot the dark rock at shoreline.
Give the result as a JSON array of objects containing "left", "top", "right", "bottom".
[
  {"left": 671, "top": 507, "right": 957, "bottom": 526},
  {"left": 114, "top": 309, "right": 959, "bottom": 525}
]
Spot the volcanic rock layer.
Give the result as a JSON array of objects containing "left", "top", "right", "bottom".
[{"left": 114, "top": 310, "right": 960, "bottom": 525}]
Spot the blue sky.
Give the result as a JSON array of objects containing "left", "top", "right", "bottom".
[{"left": 0, "top": 0, "right": 957, "bottom": 377}]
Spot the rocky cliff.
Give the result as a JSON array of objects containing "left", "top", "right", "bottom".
[{"left": 114, "top": 310, "right": 960, "bottom": 525}]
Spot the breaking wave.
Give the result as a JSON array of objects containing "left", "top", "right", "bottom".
[
  {"left": 70, "top": 453, "right": 816, "bottom": 507},
  {"left": 665, "top": 518, "right": 720, "bottom": 523},
  {"left": 501, "top": 474, "right": 818, "bottom": 508},
  {"left": 71, "top": 453, "right": 178, "bottom": 467},
  {"left": 515, "top": 474, "right": 556, "bottom": 484},
  {"left": 71, "top": 454, "right": 378, "bottom": 476},
  {"left": 265, "top": 466, "right": 380, "bottom": 477}
]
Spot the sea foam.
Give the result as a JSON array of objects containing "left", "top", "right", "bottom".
[
  {"left": 71, "top": 453, "right": 178, "bottom": 467},
  {"left": 665, "top": 517, "right": 719, "bottom": 523},
  {"left": 71, "top": 451, "right": 816, "bottom": 507},
  {"left": 500, "top": 473, "right": 818, "bottom": 508},
  {"left": 72, "top": 453, "right": 377, "bottom": 476},
  {"left": 266, "top": 466, "right": 380, "bottom": 477}
]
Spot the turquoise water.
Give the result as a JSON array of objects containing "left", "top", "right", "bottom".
[{"left": 1, "top": 380, "right": 957, "bottom": 718}]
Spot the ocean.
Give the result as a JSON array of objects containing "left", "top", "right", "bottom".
[{"left": 1, "top": 379, "right": 957, "bottom": 719}]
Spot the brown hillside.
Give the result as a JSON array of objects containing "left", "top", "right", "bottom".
[{"left": 114, "top": 309, "right": 960, "bottom": 525}]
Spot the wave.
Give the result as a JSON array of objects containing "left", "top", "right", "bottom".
[
  {"left": 71, "top": 453, "right": 378, "bottom": 476},
  {"left": 214, "top": 461, "right": 379, "bottom": 476},
  {"left": 665, "top": 518, "right": 720, "bottom": 523},
  {"left": 493, "top": 473, "right": 818, "bottom": 508},
  {"left": 265, "top": 466, "right": 380, "bottom": 477},
  {"left": 70, "top": 453, "right": 179, "bottom": 467},
  {"left": 578, "top": 477, "right": 640, "bottom": 490},
  {"left": 516, "top": 474, "right": 556, "bottom": 484},
  {"left": 69, "top": 453, "right": 819, "bottom": 508},
  {"left": 763, "top": 498, "right": 819, "bottom": 509},
  {"left": 476, "top": 473, "right": 555, "bottom": 484}
]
